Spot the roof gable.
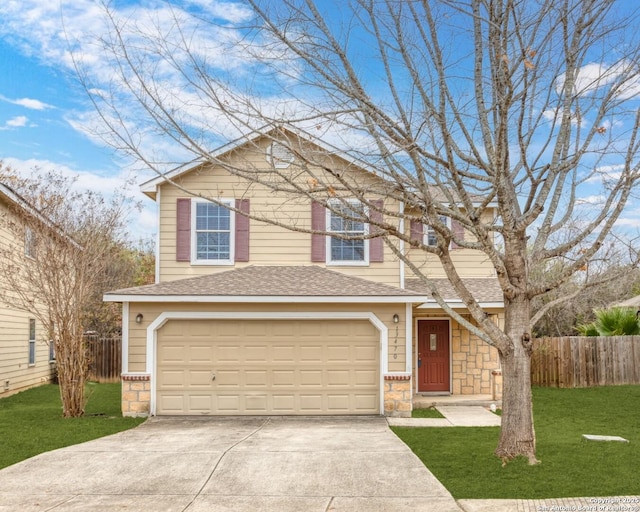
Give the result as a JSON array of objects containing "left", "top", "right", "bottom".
[{"left": 140, "top": 126, "right": 386, "bottom": 200}]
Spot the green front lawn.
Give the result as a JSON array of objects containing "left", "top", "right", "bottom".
[
  {"left": 393, "top": 385, "right": 640, "bottom": 499},
  {"left": 0, "top": 383, "right": 145, "bottom": 469}
]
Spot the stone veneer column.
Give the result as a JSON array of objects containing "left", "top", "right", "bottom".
[
  {"left": 384, "top": 375, "right": 412, "bottom": 417},
  {"left": 121, "top": 374, "right": 151, "bottom": 417}
]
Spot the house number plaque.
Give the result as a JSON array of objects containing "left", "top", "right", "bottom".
[{"left": 430, "top": 334, "right": 437, "bottom": 351}]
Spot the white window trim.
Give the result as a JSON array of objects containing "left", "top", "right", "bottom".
[
  {"left": 325, "top": 200, "right": 370, "bottom": 266},
  {"left": 190, "top": 198, "right": 235, "bottom": 266},
  {"left": 424, "top": 216, "right": 450, "bottom": 248}
]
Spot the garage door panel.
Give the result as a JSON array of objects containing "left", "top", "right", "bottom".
[
  {"left": 299, "top": 345, "right": 322, "bottom": 362},
  {"left": 355, "top": 369, "right": 378, "bottom": 386},
  {"left": 245, "top": 394, "right": 268, "bottom": 412},
  {"left": 159, "top": 370, "right": 185, "bottom": 387},
  {"left": 272, "top": 394, "right": 295, "bottom": 412},
  {"left": 216, "top": 369, "right": 241, "bottom": 387},
  {"left": 299, "top": 370, "right": 322, "bottom": 386},
  {"left": 157, "top": 319, "right": 379, "bottom": 415},
  {"left": 244, "top": 370, "right": 268, "bottom": 386},
  {"left": 355, "top": 394, "right": 378, "bottom": 410},
  {"left": 245, "top": 344, "right": 268, "bottom": 362},
  {"left": 217, "top": 345, "right": 240, "bottom": 362},
  {"left": 327, "top": 370, "right": 349, "bottom": 386},
  {"left": 158, "top": 394, "right": 185, "bottom": 413}
]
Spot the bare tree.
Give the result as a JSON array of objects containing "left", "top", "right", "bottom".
[
  {"left": 0, "top": 168, "right": 134, "bottom": 417},
  {"left": 80, "top": 0, "right": 640, "bottom": 462}
]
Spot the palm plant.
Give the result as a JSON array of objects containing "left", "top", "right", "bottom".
[{"left": 577, "top": 308, "right": 640, "bottom": 336}]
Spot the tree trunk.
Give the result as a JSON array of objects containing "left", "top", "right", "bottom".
[
  {"left": 55, "top": 335, "right": 87, "bottom": 418},
  {"left": 495, "top": 344, "right": 538, "bottom": 465},
  {"left": 495, "top": 294, "right": 539, "bottom": 465}
]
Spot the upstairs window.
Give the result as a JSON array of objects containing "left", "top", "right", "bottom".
[
  {"left": 192, "top": 199, "right": 234, "bottom": 264},
  {"left": 326, "top": 200, "right": 369, "bottom": 265},
  {"left": 425, "top": 216, "right": 450, "bottom": 247}
]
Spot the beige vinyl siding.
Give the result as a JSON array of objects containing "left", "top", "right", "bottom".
[
  {"left": 0, "top": 199, "right": 55, "bottom": 395},
  {"left": 0, "top": 302, "right": 54, "bottom": 395},
  {"left": 125, "top": 302, "right": 407, "bottom": 374},
  {"left": 156, "top": 136, "right": 402, "bottom": 287},
  {"left": 405, "top": 209, "right": 497, "bottom": 279}
]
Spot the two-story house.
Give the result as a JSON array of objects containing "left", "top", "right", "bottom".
[
  {"left": 0, "top": 183, "right": 55, "bottom": 395},
  {"left": 105, "top": 129, "right": 504, "bottom": 417}
]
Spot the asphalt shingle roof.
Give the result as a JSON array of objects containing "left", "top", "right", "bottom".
[
  {"left": 405, "top": 277, "right": 504, "bottom": 304},
  {"left": 106, "top": 265, "right": 425, "bottom": 298}
]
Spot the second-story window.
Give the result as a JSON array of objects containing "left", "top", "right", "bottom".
[
  {"left": 327, "top": 200, "right": 369, "bottom": 265},
  {"left": 425, "top": 216, "right": 450, "bottom": 247},
  {"left": 192, "top": 199, "right": 235, "bottom": 264}
]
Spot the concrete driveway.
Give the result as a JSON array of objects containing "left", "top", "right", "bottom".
[{"left": 0, "top": 416, "right": 461, "bottom": 512}]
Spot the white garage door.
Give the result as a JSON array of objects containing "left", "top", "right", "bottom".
[{"left": 156, "top": 319, "right": 380, "bottom": 415}]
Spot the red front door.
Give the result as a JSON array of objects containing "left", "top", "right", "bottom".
[{"left": 418, "top": 320, "right": 450, "bottom": 392}]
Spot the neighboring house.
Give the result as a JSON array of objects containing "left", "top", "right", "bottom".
[
  {"left": 105, "top": 129, "right": 504, "bottom": 417},
  {"left": 0, "top": 183, "right": 55, "bottom": 395}
]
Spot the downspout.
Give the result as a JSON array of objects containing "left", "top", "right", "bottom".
[{"left": 154, "top": 187, "right": 161, "bottom": 284}]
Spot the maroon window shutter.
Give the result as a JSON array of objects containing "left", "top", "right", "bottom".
[
  {"left": 410, "top": 219, "right": 423, "bottom": 242},
  {"left": 176, "top": 198, "right": 191, "bottom": 262},
  {"left": 369, "top": 199, "right": 384, "bottom": 263},
  {"left": 235, "top": 199, "right": 250, "bottom": 262},
  {"left": 311, "top": 201, "right": 326, "bottom": 262},
  {"left": 451, "top": 219, "right": 465, "bottom": 249}
]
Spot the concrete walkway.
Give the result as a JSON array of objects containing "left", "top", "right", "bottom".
[
  {"left": 388, "top": 405, "right": 501, "bottom": 427},
  {"left": 0, "top": 416, "right": 461, "bottom": 512}
]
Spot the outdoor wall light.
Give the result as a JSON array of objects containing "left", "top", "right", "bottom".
[
  {"left": 393, "top": 314, "right": 400, "bottom": 324},
  {"left": 135, "top": 313, "right": 144, "bottom": 324}
]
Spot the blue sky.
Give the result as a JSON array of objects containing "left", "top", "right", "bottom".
[{"left": 1, "top": 0, "right": 640, "bottom": 242}]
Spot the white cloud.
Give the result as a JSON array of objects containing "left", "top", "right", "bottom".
[
  {"left": 0, "top": 94, "right": 53, "bottom": 110},
  {"left": 13, "top": 97, "right": 53, "bottom": 110},
  {"left": 557, "top": 61, "right": 640, "bottom": 100},
  {"left": 1, "top": 115, "right": 29, "bottom": 130}
]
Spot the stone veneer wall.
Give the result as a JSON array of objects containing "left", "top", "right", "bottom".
[
  {"left": 122, "top": 374, "right": 151, "bottom": 417},
  {"left": 384, "top": 375, "right": 412, "bottom": 417},
  {"left": 451, "top": 318, "right": 500, "bottom": 395}
]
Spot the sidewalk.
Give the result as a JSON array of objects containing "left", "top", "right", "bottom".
[
  {"left": 388, "top": 407, "right": 640, "bottom": 512},
  {"left": 459, "top": 496, "right": 640, "bottom": 511}
]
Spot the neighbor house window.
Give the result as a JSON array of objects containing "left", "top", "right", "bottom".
[
  {"left": 191, "top": 199, "right": 234, "bottom": 264},
  {"left": 425, "top": 216, "right": 450, "bottom": 247},
  {"left": 326, "top": 200, "right": 369, "bottom": 265},
  {"left": 28, "top": 318, "right": 36, "bottom": 366},
  {"left": 25, "top": 227, "right": 35, "bottom": 258}
]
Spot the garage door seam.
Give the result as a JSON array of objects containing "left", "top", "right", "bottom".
[{"left": 181, "top": 417, "right": 272, "bottom": 511}]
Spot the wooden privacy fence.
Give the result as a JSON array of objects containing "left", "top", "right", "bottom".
[
  {"left": 85, "top": 335, "right": 122, "bottom": 383},
  {"left": 531, "top": 336, "right": 640, "bottom": 388}
]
